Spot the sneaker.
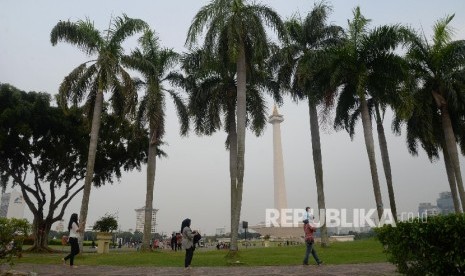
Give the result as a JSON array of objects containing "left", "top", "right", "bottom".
[
  {"left": 61, "top": 258, "right": 66, "bottom": 265},
  {"left": 71, "top": 265, "right": 78, "bottom": 268},
  {"left": 317, "top": 261, "right": 324, "bottom": 266}
]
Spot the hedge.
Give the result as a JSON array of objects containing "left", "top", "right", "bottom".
[{"left": 375, "top": 213, "right": 465, "bottom": 275}]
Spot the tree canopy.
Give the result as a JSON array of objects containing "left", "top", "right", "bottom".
[{"left": 0, "top": 83, "right": 148, "bottom": 251}]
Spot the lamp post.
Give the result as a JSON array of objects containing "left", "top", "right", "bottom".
[{"left": 242, "top": 221, "right": 248, "bottom": 249}]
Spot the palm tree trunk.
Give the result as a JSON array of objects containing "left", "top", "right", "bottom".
[
  {"left": 441, "top": 139, "right": 462, "bottom": 213},
  {"left": 228, "top": 103, "right": 237, "bottom": 248},
  {"left": 360, "top": 97, "right": 384, "bottom": 220},
  {"left": 142, "top": 128, "right": 157, "bottom": 250},
  {"left": 231, "top": 43, "right": 247, "bottom": 252},
  {"left": 374, "top": 104, "right": 397, "bottom": 222},
  {"left": 308, "top": 101, "right": 328, "bottom": 247},
  {"left": 228, "top": 105, "right": 238, "bottom": 253},
  {"left": 79, "top": 87, "right": 104, "bottom": 251},
  {"left": 441, "top": 106, "right": 465, "bottom": 209}
]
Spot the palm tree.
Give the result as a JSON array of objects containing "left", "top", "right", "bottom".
[
  {"left": 331, "top": 7, "right": 408, "bottom": 220},
  {"left": 393, "top": 94, "right": 464, "bottom": 213},
  {"left": 170, "top": 46, "right": 279, "bottom": 251},
  {"left": 403, "top": 15, "right": 465, "bottom": 210},
  {"left": 122, "top": 29, "right": 189, "bottom": 250},
  {"left": 186, "top": 0, "right": 286, "bottom": 252},
  {"left": 50, "top": 15, "right": 148, "bottom": 248},
  {"left": 270, "top": 2, "right": 344, "bottom": 246}
]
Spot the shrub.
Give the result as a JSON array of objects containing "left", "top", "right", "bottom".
[
  {"left": 375, "top": 213, "right": 465, "bottom": 275},
  {"left": 48, "top": 239, "right": 64, "bottom": 246},
  {"left": 0, "top": 218, "right": 30, "bottom": 267},
  {"left": 93, "top": 213, "right": 118, "bottom": 233},
  {"left": 47, "top": 239, "right": 93, "bottom": 246}
]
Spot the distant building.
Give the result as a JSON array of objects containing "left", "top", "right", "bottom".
[
  {"left": 437, "top": 192, "right": 454, "bottom": 214},
  {"left": 85, "top": 225, "right": 95, "bottom": 232},
  {"left": 418, "top": 191, "right": 456, "bottom": 217},
  {"left": 135, "top": 207, "right": 158, "bottom": 234},
  {"left": 418, "top": 202, "right": 440, "bottom": 216},
  {"left": 0, "top": 190, "right": 25, "bottom": 219},
  {"left": 216, "top": 227, "right": 226, "bottom": 236}
]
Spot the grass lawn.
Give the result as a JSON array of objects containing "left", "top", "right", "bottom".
[{"left": 16, "top": 238, "right": 387, "bottom": 267}]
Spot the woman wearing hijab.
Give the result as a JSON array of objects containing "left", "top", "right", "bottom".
[
  {"left": 62, "top": 213, "right": 81, "bottom": 267},
  {"left": 181, "top": 218, "right": 197, "bottom": 269}
]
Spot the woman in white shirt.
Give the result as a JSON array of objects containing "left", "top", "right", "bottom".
[{"left": 62, "top": 213, "right": 80, "bottom": 267}]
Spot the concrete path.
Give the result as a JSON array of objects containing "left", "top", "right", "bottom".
[{"left": 2, "top": 263, "right": 400, "bottom": 275}]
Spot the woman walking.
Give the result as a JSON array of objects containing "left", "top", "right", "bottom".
[
  {"left": 181, "top": 218, "right": 198, "bottom": 270},
  {"left": 62, "top": 213, "right": 80, "bottom": 268}
]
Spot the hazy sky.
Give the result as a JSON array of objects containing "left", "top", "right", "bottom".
[{"left": 1, "top": 0, "right": 465, "bottom": 236}]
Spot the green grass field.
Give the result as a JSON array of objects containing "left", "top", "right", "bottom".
[{"left": 16, "top": 239, "right": 387, "bottom": 267}]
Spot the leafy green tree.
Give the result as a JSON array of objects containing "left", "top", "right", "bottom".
[
  {"left": 0, "top": 218, "right": 30, "bottom": 267},
  {"left": 271, "top": 2, "right": 344, "bottom": 245},
  {"left": 122, "top": 29, "right": 188, "bottom": 250},
  {"left": 0, "top": 84, "right": 148, "bottom": 252},
  {"left": 186, "top": 0, "right": 286, "bottom": 252},
  {"left": 117, "top": 231, "right": 134, "bottom": 244},
  {"left": 83, "top": 231, "right": 96, "bottom": 242},
  {"left": 331, "top": 7, "right": 408, "bottom": 219},
  {"left": 50, "top": 15, "right": 148, "bottom": 249},
  {"left": 404, "top": 14, "right": 465, "bottom": 210},
  {"left": 133, "top": 231, "right": 143, "bottom": 243}
]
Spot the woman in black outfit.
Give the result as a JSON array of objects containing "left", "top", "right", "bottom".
[{"left": 62, "top": 213, "right": 80, "bottom": 268}]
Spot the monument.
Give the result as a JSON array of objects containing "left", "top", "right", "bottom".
[
  {"left": 250, "top": 106, "right": 302, "bottom": 241},
  {"left": 269, "top": 105, "right": 288, "bottom": 211}
]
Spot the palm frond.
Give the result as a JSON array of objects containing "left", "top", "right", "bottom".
[
  {"left": 167, "top": 90, "right": 189, "bottom": 136},
  {"left": 432, "top": 14, "right": 455, "bottom": 50},
  {"left": 248, "top": 4, "right": 287, "bottom": 43},
  {"left": 186, "top": 0, "right": 230, "bottom": 48},
  {"left": 246, "top": 87, "right": 266, "bottom": 136},
  {"left": 50, "top": 19, "right": 101, "bottom": 55},
  {"left": 109, "top": 14, "right": 148, "bottom": 46},
  {"left": 57, "top": 62, "right": 94, "bottom": 109}
]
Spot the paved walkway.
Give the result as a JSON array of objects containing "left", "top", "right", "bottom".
[{"left": 2, "top": 263, "right": 400, "bottom": 276}]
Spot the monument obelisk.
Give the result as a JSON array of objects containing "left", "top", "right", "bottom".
[{"left": 268, "top": 105, "right": 288, "bottom": 211}]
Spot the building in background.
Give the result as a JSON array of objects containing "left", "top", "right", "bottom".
[
  {"left": 215, "top": 227, "right": 226, "bottom": 236},
  {"left": 135, "top": 207, "right": 158, "bottom": 234},
  {"left": 418, "top": 202, "right": 440, "bottom": 216},
  {"left": 436, "top": 191, "right": 454, "bottom": 214},
  {"left": 418, "top": 191, "right": 455, "bottom": 217},
  {"left": 0, "top": 190, "right": 25, "bottom": 219}
]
